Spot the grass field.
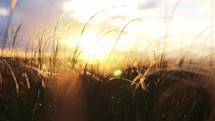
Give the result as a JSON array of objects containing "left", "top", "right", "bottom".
[
  {"left": 1, "top": 1, "right": 215, "bottom": 121},
  {"left": 0, "top": 55, "right": 215, "bottom": 121}
]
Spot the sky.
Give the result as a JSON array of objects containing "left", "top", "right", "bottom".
[{"left": 0, "top": 0, "right": 215, "bottom": 61}]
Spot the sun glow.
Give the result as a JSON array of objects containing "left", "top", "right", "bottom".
[
  {"left": 79, "top": 37, "right": 106, "bottom": 63},
  {"left": 60, "top": 0, "right": 215, "bottom": 60},
  {"left": 66, "top": 32, "right": 108, "bottom": 64}
]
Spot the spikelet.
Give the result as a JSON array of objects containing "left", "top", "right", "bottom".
[{"left": 10, "top": 0, "right": 17, "bottom": 9}]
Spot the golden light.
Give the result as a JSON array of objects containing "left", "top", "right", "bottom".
[
  {"left": 113, "top": 69, "right": 123, "bottom": 77},
  {"left": 60, "top": 0, "right": 214, "bottom": 60},
  {"left": 80, "top": 39, "right": 106, "bottom": 63},
  {"left": 66, "top": 31, "right": 108, "bottom": 64}
]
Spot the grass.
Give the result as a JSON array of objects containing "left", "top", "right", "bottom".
[
  {"left": 0, "top": 54, "right": 215, "bottom": 121},
  {"left": 1, "top": 2, "right": 215, "bottom": 121}
]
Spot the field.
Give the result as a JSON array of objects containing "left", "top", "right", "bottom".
[
  {"left": 0, "top": 55, "right": 215, "bottom": 121},
  {"left": 1, "top": 1, "right": 215, "bottom": 121}
]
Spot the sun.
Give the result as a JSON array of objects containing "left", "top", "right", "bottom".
[
  {"left": 66, "top": 32, "right": 107, "bottom": 64},
  {"left": 80, "top": 32, "right": 107, "bottom": 63}
]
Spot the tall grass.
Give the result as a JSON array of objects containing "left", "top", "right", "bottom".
[
  {"left": 0, "top": 1, "right": 215, "bottom": 121},
  {"left": 2, "top": 0, "right": 17, "bottom": 51}
]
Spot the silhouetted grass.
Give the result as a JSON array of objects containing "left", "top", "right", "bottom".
[{"left": 1, "top": 3, "right": 215, "bottom": 121}]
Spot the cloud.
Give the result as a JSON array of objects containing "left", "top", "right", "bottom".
[
  {"left": 138, "top": 0, "right": 160, "bottom": 9},
  {"left": 0, "top": 7, "right": 9, "bottom": 16}
]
